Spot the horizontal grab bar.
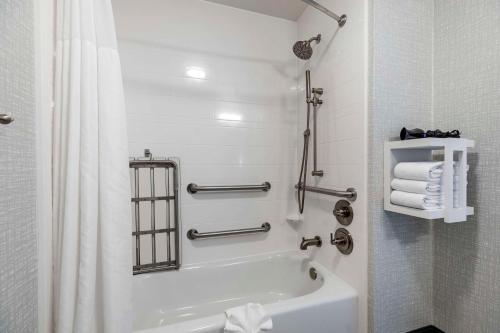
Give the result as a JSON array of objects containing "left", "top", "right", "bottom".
[
  {"left": 187, "top": 182, "right": 271, "bottom": 194},
  {"left": 295, "top": 184, "right": 357, "bottom": 201},
  {"left": 187, "top": 223, "right": 271, "bottom": 240}
]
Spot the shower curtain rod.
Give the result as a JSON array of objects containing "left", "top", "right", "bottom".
[{"left": 301, "top": 0, "right": 347, "bottom": 27}]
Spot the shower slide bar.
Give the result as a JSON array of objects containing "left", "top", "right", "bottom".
[
  {"left": 295, "top": 184, "right": 357, "bottom": 201},
  {"left": 187, "top": 223, "right": 271, "bottom": 240},
  {"left": 302, "top": 0, "right": 347, "bottom": 27},
  {"left": 187, "top": 182, "right": 271, "bottom": 194}
]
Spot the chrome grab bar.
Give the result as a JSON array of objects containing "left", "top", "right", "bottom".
[
  {"left": 187, "top": 223, "right": 271, "bottom": 240},
  {"left": 187, "top": 182, "right": 271, "bottom": 194},
  {"left": 295, "top": 184, "right": 357, "bottom": 201}
]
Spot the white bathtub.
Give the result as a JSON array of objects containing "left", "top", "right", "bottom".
[{"left": 133, "top": 251, "right": 357, "bottom": 333}]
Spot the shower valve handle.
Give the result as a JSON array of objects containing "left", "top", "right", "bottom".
[{"left": 334, "top": 207, "right": 350, "bottom": 218}]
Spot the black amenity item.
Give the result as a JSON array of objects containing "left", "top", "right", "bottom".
[
  {"left": 406, "top": 325, "right": 445, "bottom": 333},
  {"left": 400, "top": 127, "right": 461, "bottom": 140},
  {"left": 400, "top": 127, "right": 426, "bottom": 139}
]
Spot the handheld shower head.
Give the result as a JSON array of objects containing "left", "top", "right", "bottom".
[{"left": 293, "top": 34, "right": 321, "bottom": 60}]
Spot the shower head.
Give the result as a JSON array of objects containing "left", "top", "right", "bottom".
[{"left": 293, "top": 34, "right": 321, "bottom": 60}]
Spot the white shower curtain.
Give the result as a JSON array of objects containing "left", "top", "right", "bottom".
[{"left": 52, "top": 0, "right": 132, "bottom": 332}]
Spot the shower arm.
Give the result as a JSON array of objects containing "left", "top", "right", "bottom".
[
  {"left": 307, "top": 35, "right": 321, "bottom": 44},
  {"left": 301, "top": 0, "right": 347, "bottom": 27}
]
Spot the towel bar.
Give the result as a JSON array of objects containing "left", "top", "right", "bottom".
[
  {"left": 187, "top": 182, "right": 271, "bottom": 194},
  {"left": 187, "top": 223, "right": 271, "bottom": 240}
]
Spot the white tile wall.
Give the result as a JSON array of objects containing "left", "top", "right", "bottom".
[
  {"left": 296, "top": 1, "right": 368, "bottom": 332},
  {"left": 113, "top": 0, "right": 299, "bottom": 264},
  {"left": 114, "top": 2, "right": 369, "bottom": 329}
]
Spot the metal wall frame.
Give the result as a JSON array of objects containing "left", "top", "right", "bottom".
[{"left": 130, "top": 158, "right": 180, "bottom": 275}]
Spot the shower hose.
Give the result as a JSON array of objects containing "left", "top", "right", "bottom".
[{"left": 297, "top": 103, "right": 312, "bottom": 214}]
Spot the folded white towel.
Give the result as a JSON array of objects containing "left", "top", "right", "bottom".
[
  {"left": 391, "top": 191, "right": 442, "bottom": 210},
  {"left": 391, "top": 178, "right": 465, "bottom": 193},
  {"left": 423, "top": 192, "right": 460, "bottom": 202},
  {"left": 391, "top": 178, "right": 441, "bottom": 194},
  {"left": 394, "top": 162, "right": 444, "bottom": 181},
  {"left": 224, "top": 303, "right": 273, "bottom": 333}
]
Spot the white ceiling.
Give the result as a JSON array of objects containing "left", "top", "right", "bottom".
[{"left": 204, "top": 0, "right": 308, "bottom": 21}]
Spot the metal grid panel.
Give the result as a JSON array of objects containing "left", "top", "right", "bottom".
[{"left": 129, "top": 158, "right": 180, "bottom": 274}]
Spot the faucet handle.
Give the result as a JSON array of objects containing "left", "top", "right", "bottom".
[
  {"left": 330, "top": 235, "right": 346, "bottom": 245},
  {"left": 330, "top": 228, "right": 353, "bottom": 255}
]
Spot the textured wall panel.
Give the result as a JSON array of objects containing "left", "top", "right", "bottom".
[
  {"left": 0, "top": 0, "right": 37, "bottom": 332},
  {"left": 369, "top": 0, "right": 435, "bottom": 332},
  {"left": 433, "top": 1, "right": 500, "bottom": 332}
]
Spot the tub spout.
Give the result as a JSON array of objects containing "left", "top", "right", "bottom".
[{"left": 300, "top": 236, "right": 322, "bottom": 250}]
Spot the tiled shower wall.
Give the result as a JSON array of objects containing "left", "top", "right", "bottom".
[
  {"left": 296, "top": 0, "right": 368, "bottom": 331},
  {"left": 0, "top": 0, "right": 37, "bottom": 331},
  {"left": 433, "top": 1, "right": 500, "bottom": 331},
  {"left": 113, "top": 0, "right": 299, "bottom": 265},
  {"left": 369, "top": 0, "right": 434, "bottom": 332}
]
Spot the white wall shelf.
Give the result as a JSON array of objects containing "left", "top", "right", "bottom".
[{"left": 384, "top": 138, "right": 475, "bottom": 223}]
